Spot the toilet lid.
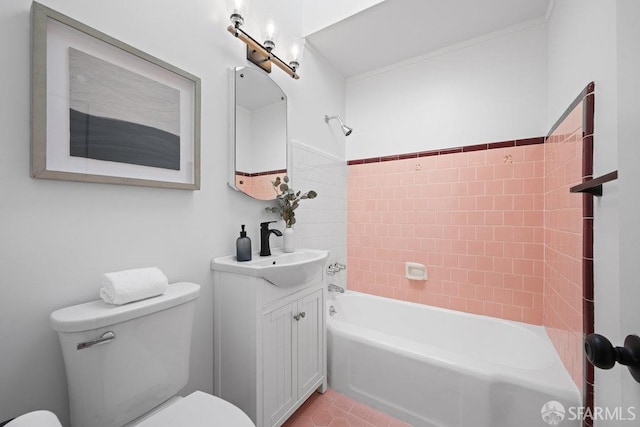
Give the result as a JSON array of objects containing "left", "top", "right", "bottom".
[
  {"left": 5, "top": 411, "right": 62, "bottom": 427},
  {"left": 135, "top": 391, "right": 254, "bottom": 427}
]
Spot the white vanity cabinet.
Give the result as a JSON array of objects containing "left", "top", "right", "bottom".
[{"left": 212, "top": 268, "right": 327, "bottom": 427}]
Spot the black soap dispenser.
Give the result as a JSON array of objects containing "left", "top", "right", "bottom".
[{"left": 236, "top": 225, "right": 252, "bottom": 262}]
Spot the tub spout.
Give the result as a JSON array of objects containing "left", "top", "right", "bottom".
[{"left": 328, "top": 284, "right": 344, "bottom": 293}]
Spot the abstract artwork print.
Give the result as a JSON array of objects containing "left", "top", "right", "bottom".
[{"left": 69, "top": 48, "right": 181, "bottom": 170}]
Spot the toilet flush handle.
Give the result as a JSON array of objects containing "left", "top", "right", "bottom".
[{"left": 77, "top": 331, "right": 116, "bottom": 350}]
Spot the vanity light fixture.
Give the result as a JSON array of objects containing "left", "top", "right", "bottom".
[{"left": 226, "top": 6, "right": 301, "bottom": 79}]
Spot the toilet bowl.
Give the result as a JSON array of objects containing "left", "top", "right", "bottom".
[
  {"left": 4, "top": 394, "right": 252, "bottom": 427},
  {"left": 5, "top": 396, "right": 253, "bottom": 427},
  {"left": 50, "top": 282, "right": 254, "bottom": 427},
  {"left": 132, "top": 391, "right": 252, "bottom": 426},
  {"left": 4, "top": 411, "right": 61, "bottom": 427}
]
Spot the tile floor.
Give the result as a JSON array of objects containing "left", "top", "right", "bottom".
[{"left": 283, "top": 388, "right": 412, "bottom": 427}]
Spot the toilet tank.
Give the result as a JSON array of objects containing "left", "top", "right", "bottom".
[{"left": 50, "top": 282, "right": 200, "bottom": 427}]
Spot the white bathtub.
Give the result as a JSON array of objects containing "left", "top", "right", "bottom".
[{"left": 327, "top": 291, "right": 580, "bottom": 427}]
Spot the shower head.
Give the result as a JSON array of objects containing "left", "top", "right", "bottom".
[{"left": 324, "top": 115, "right": 353, "bottom": 136}]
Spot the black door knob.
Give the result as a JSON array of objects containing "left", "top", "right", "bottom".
[{"left": 584, "top": 333, "right": 640, "bottom": 383}]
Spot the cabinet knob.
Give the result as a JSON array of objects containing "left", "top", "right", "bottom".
[{"left": 293, "top": 312, "right": 306, "bottom": 321}]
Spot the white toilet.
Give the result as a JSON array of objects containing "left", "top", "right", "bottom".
[
  {"left": 4, "top": 410, "right": 62, "bottom": 427},
  {"left": 49, "top": 282, "right": 254, "bottom": 427}
]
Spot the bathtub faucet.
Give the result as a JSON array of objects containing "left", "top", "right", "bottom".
[
  {"left": 328, "top": 284, "right": 345, "bottom": 293},
  {"left": 327, "top": 262, "right": 346, "bottom": 276}
]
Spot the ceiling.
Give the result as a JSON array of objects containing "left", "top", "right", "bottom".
[{"left": 306, "top": 0, "right": 551, "bottom": 78}]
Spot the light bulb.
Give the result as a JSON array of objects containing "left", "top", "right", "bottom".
[
  {"left": 288, "top": 37, "right": 305, "bottom": 71},
  {"left": 265, "top": 21, "right": 276, "bottom": 39},
  {"left": 228, "top": 0, "right": 247, "bottom": 14},
  {"left": 262, "top": 19, "right": 278, "bottom": 51},
  {"left": 227, "top": 0, "right": 249, "bottom": 27}
]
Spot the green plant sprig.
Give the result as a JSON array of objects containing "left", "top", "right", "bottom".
[{"left": 271, "top": 176, "right": 317, "bottom": 228}]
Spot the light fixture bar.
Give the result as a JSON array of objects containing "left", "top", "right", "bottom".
[{"left": 227, "top": 25, "right": 300, "bottom": 79}]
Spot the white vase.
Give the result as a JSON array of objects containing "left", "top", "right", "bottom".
[{"left": 283, "top": 227, "right": 295, "bottom": 253}]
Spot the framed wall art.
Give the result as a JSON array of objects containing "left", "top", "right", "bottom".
[{"left": 31, "top": 2, "right": 201, "bottom": 190}]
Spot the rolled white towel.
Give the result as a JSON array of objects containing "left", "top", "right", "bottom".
[{"left": 99, "top": 267, "right": 168, "bottom": 305}]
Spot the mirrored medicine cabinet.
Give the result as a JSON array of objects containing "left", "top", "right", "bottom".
[{"left": 228, "top": 66, "right": 287, "bottom": 200}]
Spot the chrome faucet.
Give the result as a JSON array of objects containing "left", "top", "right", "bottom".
[
  {"left": 328, "top": 284, "right": 345, "bottom": 293},
  {"left": 327, "top": 265, "right": 340, "bottom": 275},
  {"left": 327, "top": 262, "right": 346, "bottom": 276},
  {"left": 259, "top": 221, "right": 282, "bottom": 256}
]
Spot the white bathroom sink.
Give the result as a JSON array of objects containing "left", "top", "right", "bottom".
[{"left": 210, "top": 248, "right": 329, "bottom": 288}]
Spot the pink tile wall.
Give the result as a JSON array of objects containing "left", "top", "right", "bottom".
[
  {"left": 235, "top": 172, "right": 283, "bottom": 200},
  {"left": 544, "top": 102, "right": 584, "bottom": 389},
  {"left": 347, "top": 145, "right": 545, "bottom": 324}
]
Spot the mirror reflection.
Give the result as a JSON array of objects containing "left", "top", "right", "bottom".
[{"left": 231, "top": 66, "right": 287, "bottom": 200}]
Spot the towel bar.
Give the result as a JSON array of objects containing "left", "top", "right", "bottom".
[{"left": 569, "top": 170, "right": 618, "bottom": 196}]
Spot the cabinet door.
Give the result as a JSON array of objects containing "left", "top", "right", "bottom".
[
  {"left": 263, "top": 302, "right": 297, "bottom": 427},
  {"left": 296, "top": 289, "right": 323, "bottom": 397}
]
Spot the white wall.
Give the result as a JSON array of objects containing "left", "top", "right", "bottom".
[
  {"left": 616, "top": 0, "right": 640, "bottom": 415},
  {"left": 0, "top": 0, "right": 345, "bottom": 425},
  {"left": 236, "top": 103, "right": 288, "bottom": 174},
  {"left": 345, "top": 22, "right": 548, "bottom": 160},
  {"left": 251, "top": 102, "right": 286, "bottom": 172},
  {"left": 302, "top": 0, "right": 384, "bottom": 36}
]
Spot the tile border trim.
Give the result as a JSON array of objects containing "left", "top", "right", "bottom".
[
  {"left": 347, "top": 137, "right": 545, "bottom": 165},
  {"left": 577, "top": 81, "right": 595, "bottom": 427},
  {"left": 545, "top": 81, "right": 596, "bottom": 426},
  {"left": 235, "top": 168, "right": 287, "bottom": 177}
]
